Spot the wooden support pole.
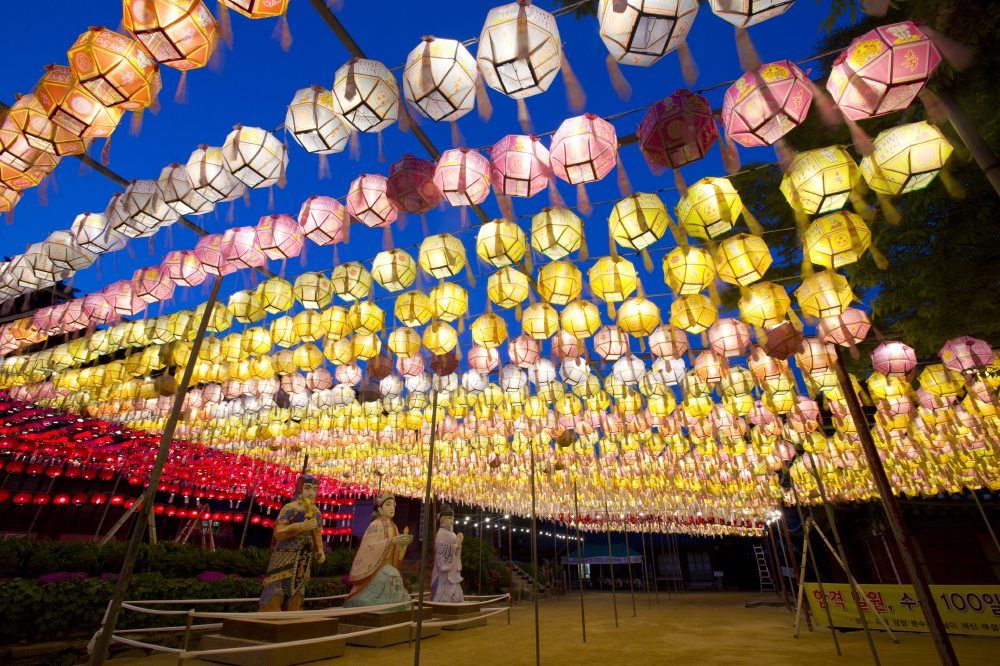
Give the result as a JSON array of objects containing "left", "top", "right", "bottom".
[
  {"left": 90, "top": 275, "right": 223, "bottom": 666},
  {"left": 793, "top": 522, "right": 812, "bottom": 638},
  {"left": 529, "top": 447, "right": 541, "bottom": 666},
  {"left": 573, "top": 483, "right": 586, "bottom": 643},
  {"left": 412, "top": 389, "right": 438, "bottom": 666},
  {"left": 640, "top": 521, "right": 651, "bottom": 609},
  {"left": 625, "top": 523, "right": 636, "bottom": 617},
  {"left": 768, "top": 522, "right": 791, "bottom": 610},
  {"left": 939, "top": 90, "right": 1000, "bottom": 197},
  {"left": 780, "top": 503, "right": 811, "bottom": 629},
  {"left": 649, "top": 523, "right": 659, "bottom": 605},
  {"left": 834, "top": 349, "right": 959, "bottom": 666},
  {"left": 604, "top": 500, "right": 619, "bottom": 628},
  {"left": 93, "top": 474, "right": 121, "bottom": 541}
]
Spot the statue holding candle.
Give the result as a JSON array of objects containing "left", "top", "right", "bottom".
[
  {"left": 258, "top": 475, "right": 325, "bottom": 612},
  {"left": 343, "top": 491, "right": 413, "bottom": 611}
]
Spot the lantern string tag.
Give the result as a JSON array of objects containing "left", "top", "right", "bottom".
[
  {"left": 875, "top": 190, "right": 900, "bottom": 225},
  {"left": 268, "top": 186, "right": 275, "bottom": 211},
  {"left": 576, "top": 184, "right": 592, "bottom": 216},
  {"left": 617, "top": 158, "right": 632, "bottom": 197},
  {"left": 638, "top": 144, "right": 665, "bottom": 177},
  {"left": 217, "top": 1, "right": 234, "bottom": 49},
  {"left": 272, "top": 12, "right": 293, "bottom": 52},
  {"left": 718, "top": 125, "right": 741, "bottom": 174},
  {"left": 129, "top": 108, "right": 144, "bottom": 137},
  {"left": 348, "top": 132, "right": 360, "bottom": 161},
  {"left": 677, "top": 42, "right": 699, "bottom": 86},
  {"left": 37, "top": 175, "right": 48, "bottom": 208},
  {"left": 420, "top": 212, "right": 430, "bottom": 236},
  {"left": 377, "top": 131, "right": 386, "bottom": 163},
  {"left": 101, "top": 137, "right": 112, "bottom": 166},
  {"left": 125, "top": 239, "right": 137, "bottom": 260},
  {"left": 921, "top": 26, "right": 974, "bottom": 71},
  {"left": 579, "top": 230, "right": 588, "bottom": 260},
  {"left": 497, "top": 193, "right": 514, "bottom": 221},
  {"left": 382, "top": 225, "right": 394, "bottom": 251},
  {"left": 560, "top": 52, "right": 588, "bottom": 112},
  {"left": 449, "top": 120, "right": 466, "bottom": 149},
  {"left": 95, "top": 256, "right": 102, "bottom": 283},
  {"left": 741, "top": 207, "right": 764, "bottom": 236},
  {"left": 869, "top": 243, "right": 889, "bottom": 270},
  {"left": 226, "top": 201, "right": 235, "bottom": 224},
  {"left": 672, "top": 168, "right": 687, "bottom": 199},
  {"left": 734, "top": 27, "right": 761, "bottom": 73},
  {"left": 937, "top": 161, "right": 965, "bottom": 199},
  {"left": 148, "top": 236, "right": 154, "bottom": 256},
  {"left": 318, "top": 153, "right": 330, "bottom": 180},
  {"left": 517, "top": 99, "right": 533, "bottom": 135},
  {"left": 175, "top": 71, "right": 189, "bottom": 104},
  {"left": 916, "top": 88, "right": 949, "bottom": 124},
  {"left": 601, "top": 54, "right": 634, "bottom": 104},
  {"left": 802, "top": 74, "right": 842, "bottom": 128},
  {"left": 844, "top": 118, "right": 874, "bottom": 157},
  {"left": 474, "top": 75, "right": 493, "bottom": 122}
]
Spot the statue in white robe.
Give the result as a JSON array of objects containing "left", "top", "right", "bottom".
[
  {"left": 430, "top": 503, "right": 464, "bottom": 603},
  {"left": 344, "top": 492, "right": 413, "bottom": 611}
]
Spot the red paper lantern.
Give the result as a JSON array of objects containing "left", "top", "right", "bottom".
[
  {"left": 250, "top": 515, "right": 262, "bottom": 524},
  {"left": 27, "top": 463, "right": 44, "bottom": 476},
  {"left": 124, "top": 499, "right": 137, "bottom": 508},
  {"left": 81, "top": 468, "right": 98, "bottom": 480},
  {"left": 0, "top": 490, "right": 8, "bottom": 503},
  {"left": 638, "top": 90, "right": 718, "bottom": 170},
  {"left": 53, "top": 494, "right": 71, "bottom": 505},
  {"left": 44, "top": 465, "right": 64, "bottom": 477},
  {"left": 71, "top": 494, "right": 88, "bottom": 505},
  {"left": 233, "top": 513, "right": 244, "bottom": 523},
  {"left": 387, "top": 155, "right": 440, "bottom": 215},
  {"left": 346, "top": 173, "right": 397, "bottom": 228},
  {"left": 166, "top": 506, "right": 178, "bottom": 516},
  {"left": 128, "top": 475, "right": 143, "bottom": 485},
  {"left": 64, "top": 467, "right": 83, "bottom": 479},
  {"left": 154, "top": 504, "right": 165, "bottom": 514},
  {"left": 33, "top": 493, "right": 51, "bottom": 505},
  {"left": 91, "top": 494, "right": 107, "bottom": 505},
  {"left": 110, "top": 495, "right": 125, "bottom": 505},
  {"left": 222, "top": 513, "right": 233, "bottom": 522},
  {"left": 99, "top": 469, "right": 115, "bottom": 481},
  {"left": 13, "top": 492, "right": 32, "bottom": 505}
]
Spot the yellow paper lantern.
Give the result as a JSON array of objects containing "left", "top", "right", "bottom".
[
  {"left": 324, "top": 336, "right": 355, "bottom": 365},
  {"left": 537, "top": 260, "right": 582, "bottom": 306},
  {"left": 228, "top": 290, "right": 265, "bottom": 324},
  {"left": 487, "top": 266, "right": 530, "bottom": 310},
  {"left": 322, "top": 306, "right": 353, "bottom": 341},
  {"left": 560, "top": 300, "right": 602, "bottom": 340},
  {"left": 242, "top": 327, "right": 272, "bottom": 357},
  {"left": 389, "top": 327, "right": 421, "bottom": 358},
  {"left": 609, "top": 192, "right": 669, "bottom": 255},
  {"left": 294, "top": 272, "right": 334, "bottom": 310},
  {"left": 861, "top": 121, "right": 953, "bottom": 196},
  {"left": 257, "top": 277, "right": 294, "bottom": 313},
  {"left": 395, "top": 292, "right": 432, "bottom": 327},
  {"left": 419, "top": 233, "right": 467, "bottom": 279},
  {"left": 521, "top": 302, "right": 560, "bottom": 340},
  {"left": 675, "top": 177, "right": 744, "bottom": 240},
  {"left": 220, "top": 333, "right": 247, "bottom": 363},
  {"left": 795, "top": 270, "right": 853, "bottom": 319},
  {"left": 371, "top": 249, "right": 417, "bottom": 293},
  {"left": 429, "top": 282, "right": 468, "bottom": 322},
  {"left": 738, "top": 282, "right": 790, "bottom": 327},
  {"left": 587, "top": 257, "right": 637, "bottom": 314},
  {"left": 271, "top": 315, "right": 299, "bottom": 348},
  {"left": 293, "top": 343, "right": 323, "bottom": 371},
  {"left": 476, "top": 220, "right": 526, "bottom": 268},
  {"left": 663, "top": 247, "right": 715, "bottom": 295},
  {"left": 715, "top": 234, "right": 772, "bottom": 287},
  {"left": 293, "top": 310, "right": 329, "bottom": 342},
  {"left": 470, "top": 313, "right": 508, "bottom": 348},
  {"left": 531, "top": 207, "right": 583, "bottom": 260},
  {"left": 804, "top": 211, "right": 872, "bottom": 269},
  {"left": 348, "top": 301, "right": 385, "bottom": 335},
  {"left": 193, "top": 302, "right": 232, "bottom": 334},
  {"left": 670, "top": 294, "right": 717, "bottom": 334},
  {"left": 352, "top": 333, "right": 382, "bottom": 361},
  {"left": 423, "top": 322, "right": 458, "bottom": 355},
  {"left": 780, "top": 146, "right": 861, "bottom": 215},
  {"left": 617, "top": 297, "right": 661, "bottom": 338}
]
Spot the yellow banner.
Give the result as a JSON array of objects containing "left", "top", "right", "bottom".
[{"left": 805, "top": 583, "right": 1000, "bottom": 637}]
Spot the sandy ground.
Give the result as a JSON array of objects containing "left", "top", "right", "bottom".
[{"left": 116, "top": 591, "right": 996, "bottom": 666}]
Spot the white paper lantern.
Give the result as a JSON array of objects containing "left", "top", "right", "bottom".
[
  {"left": 122, "top": 179, "right": 179, "bottom": 237},
  {"left": 158, "top": 163, "right": 214, "bottom": 216},
  {"left": 285, "top": 86, "right": 353, "bottom": 154},
  {"left": 403, "top": 36, "right": 478, "bottom": 122},
  {"left": 185, "top": 145, "right": 246, "bottom": 203},
  {"left": 598, "top": 0, "right": 699, "bottom": 67},
  {"left": 332, "top": 58, "right": 399, "bottom": 133},
  {"left": 222, "top": 126, "right": 287, "bottom": 189},
  {"left": 477, "top": 2, "right": 562, "bottom": 98},
  {"left": 42, "top": 230, "right": 96, "bottom": 272}
]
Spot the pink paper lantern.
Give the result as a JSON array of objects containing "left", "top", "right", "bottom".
[
  {"left": 759, "top": 321, "right": 803, "bottom": 361},
  {"left": 489, "top": 135, "right": 550, "bottom": 198},
  {"left": 82, "top": 291, "right": 116, "bottom": 323},
  {"left": 549, "top": 113, "right": 618, "bottom": 185},
  {"left": 820, "top": 307, "right": 871, "bottom": 348},
  {"left": 194, "top": 234, "right": 236, "bottom": 276},
  {"left": 256, "top": 214, "right": 304, "bottom": 260},
  {"left": 103, "top": 280, "right": 147, "bottom": 317},
  {"left": 468, "top": 344, "right": 501, "bottom": 372},
  {"left": 221, "top": 227, "right": 266, "bottom": 271},
  {"left": 722, "top": 61, "right": 814, "bottom": 148},
  {"left": 940, "top": 336, "right": 993, "bottom": 374},
  {"left": 386, "top": 155, "right": 440, "bottom": 215},
  {"left": 827, "top": 21, "right": 942, "bottom": 122},
  {"left": 551, "top": 330, "right": 581, "bottom": 361},
  {"left": 433, "top": 147, "right": 491, "bottom": 206},
  {"left": 30, "top": 306, "right": 58, "bottom": 335},
  {"left": 131, "top": 266, "right": 175, "bottom": 304},
  {"left": 508, "top": 334, "right": 542, "bottom": 369},
  {"left": 593, "top": 325, "right": 629, "bottom": 361},
  {"left": 396, "top": 354, "right": 425, "bottom": 377},
  {"left": 60, "top": 298, "right": 90, "bottom": 331},
  {"left": 298, "top": 195, "right": 348, "bottom": 246},
  {"left": 306, "top": 368, "right": 334, "bottom": 391},
  {"left": 346, "top": 174, "right": 397, "bottom": 228},
  {"left": 870, "top": 341, "right": 916, "bottom": 378},
  {"left": 638, "top": 89, "right": 719, "bottom": 170},
  {"left": 706, "top": 318, "right": 750, "bottom": 358},
  {"left": 335, "top": 363, "right": 364, "bottom": 386},
  {"left": 161, "top": 250, "right": 207, "bottom": 288}
]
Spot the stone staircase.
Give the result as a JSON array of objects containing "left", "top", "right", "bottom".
[{"left": 508, "top": 562, "right": 551, "bottom": 602}]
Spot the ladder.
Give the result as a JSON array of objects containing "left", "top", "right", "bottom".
[{"left": 754, "top": 545, "right": 775, "bottom": 595}]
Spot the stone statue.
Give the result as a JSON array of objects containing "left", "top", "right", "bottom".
[
  {"left": 344, "top": 491, "right": 413, "bottom": 611},
  {"left": 431, "top": 503, "right": 464, "bottom": 602},
  {"left": 259, "top": 475, "right": 325, "bottom": 612}
]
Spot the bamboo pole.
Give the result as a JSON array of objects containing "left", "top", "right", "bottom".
[
  {"left": 573, "top": 482, "right": 586, "bottom": 643},
  {"left": 649, "top": 522, "right": 659, "bottom": 605},
  {"left": 768, "top": 522, "right": 791, "bottom": 610},
  {"left": 412, "top": 389, "right": 439, "bottom": 666},
  {"left": 792, "top": 522, "right": 812, "bottom": 638},
  {"left": 603, "top": 499, "right": 619, "bottom": 628},
  {"left": 938, "top": 90, "right": 1000, "bottom": 197},
  {"left": 640, "top": 520, "right": 651, "bottom": 609},
  {"left": 529, "top": 447, "right": 541, "bottom": 666},
  {"left": 833, "top": 349, "right": 959, "bottom": 666},
  {"left": 780, "top": 503, "right": 812, "bottom": 629},
  {"left": 93, "top": 474, "right": 122, "bottom": 541}
]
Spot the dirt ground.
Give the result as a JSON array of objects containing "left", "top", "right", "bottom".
[{"left": 118, "top": 591, "right": 996, "bottom": 666}]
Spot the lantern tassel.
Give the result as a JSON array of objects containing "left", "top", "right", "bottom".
[
  {"left": 579, "top": 232, "right": 588, "bottom": 260},
  {"left": 497, "top": 193, "right": 514, "bottom": 221},
  {"left": 382, "top": 225, "right": 394, "bottom": 251},
  {"left": 735, "top": 27, "right": 761, "bottom": 73},
  {"left": 917, "top": 88, "right": 949, "bottom": 124},
  {"left": 849, "top": 187, "right": 874, "bottom": 221},
  {"left": 672, "top": 168, "right": 687, "bottom": 199},
  {"left": 333, "top": 244, "right": 340, "bottom": 267},
  {"left": 268, "top": 185, "right": 275, "bottom": 211},
  {"left": 719, "top": 128, "right": 741, "bottom": 174},
  {"left": 125, "top": 240, "right": 137, "bottom": 260},
  {"left": 38, "top": 175, "right": 48, "bottom": 208},
  {"left": 605, "top": 55, "right": 632, "bottom": 103},
  {"left": 466, "top": 262, "right": 476, "bottom": 288},
  {"left": 475, "top": 75, "right": 493, "bottom": 122},
  {"left": 639, "top": 145, "right": 666, "bottom": 177},
  {"left": 148, "top": 236, "right": 154, "bottom": 256},
  {"left": 175, "top": 71, "right": 188, "bottom": 104},
  {"left": 277, "top": 146, "right": 287, "bottom": 188},
  {"left": 517, "top": 99, "right": 533, "bottom": 134},
  {"left": 95, "top": 256, "right": 102, "bottom": 283},
  {"left": 349, "top": 131, "right": 360, "bottom": 161},
  {"left": 515, "top": 303, "right": 522, "bottom": 322},
  {"left": 774, "top": 138, "right": 794, "bottom": 173},
  {"left": 576, "top": 184, "right": 592, "bottom": 217},
  {"left": 242, "top": 184, "right": 251, "bottom": 208},
  {"left": 803, "top": 75, "right": 842, "bottom": 128},
  {"left": 876, "top": 192, "right": 900, "bottom": 225},
  {"left": 318, "top": 153, "right": 330, "bottom": 180},
  {"left": 377, "top": 131, "right": 386, "bottom": 163},
  {"left": 742, "top": 207, "right": 764, "bottom": 236},
  {"left": 345, "top": 59, "right": 358, "bottom": 101},
  {"left": 869, "top": 244, "right": 889, "bottom": 270},
  {"left": 616, "top": 158, "right": 633, "bottom": 198},
  {"left": 524, "top": 247, "right": 533, "bottom": 273},
  {"left": 421, "top": 213, "right": 429, "bottom": 236},
  {"left": 938, "top": 162, "right": 965, "bottom": 199},
  {"left": 547, "top": 181, "right": 567, "bottom": 209},
  {"left": 227, "top": 201, "right": 235, "bottom": 224},
  {"left": 450, "top": 121, "right": 465, "bottom": 149},
  {"left": 845, "top": 118, "right": 874, "bottom": 156},
  {"left": 561, "top": 52, "right": 587, "bottom": 111},
  {"left": 677, "top": 41, "right": 699, "bottom": 86},
  {"left": 129, "top": 108, "right": 144, "bottom": 137},
  {"left": 642, "top": 248, "right": 653, "bottom": 273},
  {"left": 921, "top": 26, "right": 974, "bottom": 71},
  {"left": 280, "top": 13, "right": 293, "bottom": 52},
  {"left": 101, "top": 137, "right": 111, "bottom": 166},
  {"left": 217, "top": 1, "right": 234, "bottom": 49},
  {"left": 299, "top": 237, "right": 308, "bottom": 268}
]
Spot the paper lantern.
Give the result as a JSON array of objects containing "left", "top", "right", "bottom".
[
  {"left": 940, "top": 336, "right": 993, "bottom": 374},
  {"left": 738, "top": 281, "right": 790, "bottom": 328},
  {"left": 804, "top": 211, "right": 872, "bottom": 269},
  {"left": 5, "top": 93, "right": 89, "bottom": 157},
  {"left": 221, "top": 0, "right": 289, "bottom": 18},
  {"left": 24, "top": 243, "right": 69, "bottom": 284},
  {"left": 428, "top": 283, "right": 468, "bottom": 323},
  {"left": 323, "top": 307, "right": 352, "bottom": 341},
  {"left": 158, "top": 163, "right": 213, "bottom": 215},
  {"left": 759, "top": 321, "right": 803, "bottom": 361},
  {"left": 795, "top": 270, "right": 854, "bottom": 319},
  {"left": 0, "top": 187, "right": 22, "bottom": 217},
  {"left": 471, "top": 313, "right": 508, "bottom": 349},
  {"left": 122, "top": 179, "right": 179, "bottom": 236},
  {"left": 294, "top": 272, "right": 333, "bottom": 310},
  {"left": 476, "top": 2, "right": 561, "bottom": 98},
  {"left": 256, "top": 214, "right": 303, "bottom": 260},
  {"left": 593, "top": 325, "right": 630, "bottom": 361},
  {"left": 477, "top": 220, "right": 526, "bottom": 268},
  {"left": 638, "top": 89, "right": 718, "bottom": 169},
  {"left": 490, "top": 135, "right": 550, "bottom": 198},
  {"left": 649, "top": 324, "right": 689, "bottom": 358},
  {"left": 549, "top": 114, "right": 618, "bottom": 185},
  {"left": 488, "top": 267, "right": 530, "bottom": 310},
  {"left": 42, "top": 231, "right": 95, "bottom": 272},
  {"left": 707, "top": 318, "right": 751, "bottom": 358},
  {"left": 860, "top": 121, "right": 953, "bottom": 196},
  {"left": 346, "top": 173, "right": 397, "bottom": 228},
  {"left": 185, "top": 145, "right": 245, "bottom": 203},
  {"left": 298, "top": 196, "right": 347, "bottom": 245},
  {"left": 131, "top": 266, "right": 174, "bottom": 303},
  {"left": 714, "top": 233, "right": 771, "bottom": 287},
  {"left": 919, "top": 364, "right": 963, "bottom": 398},
  {"left": 402, "top": 36, "right": 478, "bottom": 122},
  {"left": 67, "top": 27, "right": 161, "bottom": 109},
  {"left": 560, "top": 300, "right": 601, "bottom": 340},
  {"left": 871, "top": 341, "right": 916, "bottom": 378},
  {"left": 434, "top": 147, "right": 491, "bottom": 207},
  {"left": 82, "top": 292, "right": 115, "bottom": 324},
  {"left": 423, "top": 322, "right": 459, "bottom": 355},
  {"left": 222, "top": 226, "right": 266, "bottom": 270},
  {"left": 122, "top": 0, "right": 219, "bottom": 70},
  {"left": 521, "top": 302, "right": 559, "bottom": 340},
  {"left": 285, "top": 86, "right": 352, "bottom": 154},
  {"left": 663, "top": 247, "right": 715, "bottom": 295},
  {"left": 103, "top": 280, "right": 147, "bottom": 317},
  {"left": 331, "top": 58, "right": 399, "bottom": 133},
  {"left": 294, "top": 344, "right": 324, "bottom": 373},
  {"left": 676, "top": 177, "right": 744, "bottom": 240},
  {"left": 34, "top": 65, "right": 124, "bottom": 138},
  {"left": 222, "top": 126, "right": 287, "bottom": 189},
  {"left": 331, "top": 262, "right": 372, "bottom": 302},
  {"left": 255, "top": 277, "right": 292, "bottom": 313},
  {"left": 323, "top": 334, "right": 353, "bottom": 363},
  {"left": 348, "top": 301, "right": 384, "bottom": 336},
  {"left": 609, "top": 193, "right": 669, "bottom": 256},
  {"left": 387, "top": 155, "right": 440, "bottom": 215},
  {"left": 820, "top": 307, "right": 871, "bottom": 348},
  {"left": 0, "top": 161, "right": 48, "bottom": 192},
  {"left": 395, "top": 292, "right": 432, "bottom": 327},
  {"left": 598, "top": 0, "right": 698, "bottom": 66},
  {"left": 537, "top": 260, "right": 582, "bottom": 306},
  {"left": 617, "top": 297, "right": 660, "bottom": 338},
  {"left": 779, "top": 147, "right": 860, "bottom": 216},
  {"left": 419, "top": 234, "right": 467, "bottom": 279},
  {"left": 709, "top": 0, "right": 795, "bottom": 27},
  {"left": 0, "top": 114, "right": 61, "bottom": 176},
  {"left": 371, "top": 249, "right": 417, "bottom": 292},
  {"left": 389, "top": 327, "right": 422, "bottom": 359},
  {"left": 529, "top": 208, "right": 582, "bottom": 260},
  {"left": 827, "top": 22, "right": 941, "bottom": 121},
  {"left": 588, "top": 257, "right": 637, "bottom": 313},
  {"left": 722, "top": 61, "right": 813, "bottom": 148},
  {"left": 228, "top": 290, "right": 265, "bottom": 324},
  {"left": 670, "top": 294, "right": 716, "bottom": 334}
]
